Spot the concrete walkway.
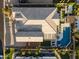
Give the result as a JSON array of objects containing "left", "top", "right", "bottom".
[{"left": 54, "top": 50, "right": 61, "bottom": 59}]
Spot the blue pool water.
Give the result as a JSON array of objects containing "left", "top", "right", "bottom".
[{"left": 57, "top": 27, "right": 71, "bottom": 48}]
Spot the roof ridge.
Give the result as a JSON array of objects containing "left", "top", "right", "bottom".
[{"left": 45, "top": 19, "right": 57, "bottom": 32}]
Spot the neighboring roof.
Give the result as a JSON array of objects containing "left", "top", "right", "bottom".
[
  {"left": 13, "top": 7, "right": 58, "bottom": 19},
  {"left": 77, "top": 0, "right": 79, "bottom": 3}
]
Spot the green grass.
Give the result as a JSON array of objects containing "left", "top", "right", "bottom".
[
  {"left": 60, "top": 52, "right": 70, "bottom": 59},
  {"left": 75, "top": 31, "right": 79, "bottom": 34},
  {"left": 74, "top": 31, "right": 79, "bottom": 39},
  {"left": 6, "top": 48, "right": 14, "bottom": 59},
  {"left": 75, "top": 33, "right": 79, "bottom": 59},
  {"left": 68, "top": 2, "right": 76, "bottom": 6},
  {"left": 76, "top": 49, "right": 79, "bottom": 59},
  {"left": 41, "top": 41, "right": 51, "bottom": 46}
]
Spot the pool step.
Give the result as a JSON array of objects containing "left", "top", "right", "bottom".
[{"left": 51, "top": 41, "right": 57, "bottom": 47}]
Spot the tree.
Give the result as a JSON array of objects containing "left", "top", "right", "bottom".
[{"left": 74, "top": 31, "right": 79, "bottom": 41}]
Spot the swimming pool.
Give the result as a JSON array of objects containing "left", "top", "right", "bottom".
[{"left": 57, "top": 27, "right": 71, "bottom": 48}]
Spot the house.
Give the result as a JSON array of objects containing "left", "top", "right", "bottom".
[{"left": 11, "top": 8, "right": 60, "bottom": 48}]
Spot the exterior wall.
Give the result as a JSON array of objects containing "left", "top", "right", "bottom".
[{"left": 44, "top": 33, "right": 56, "bottom": 40}]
